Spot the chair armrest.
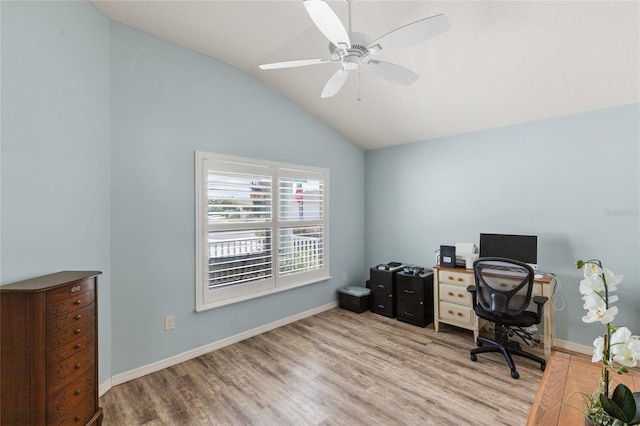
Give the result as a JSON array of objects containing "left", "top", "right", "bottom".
[
  {"left": 467, "top": 285, "right": 477, "bottom": 307},
  {"left": 533, "top": 296, "right": 549, "bottom": 318},
  {"left": 533, "top": 296, "right": 548, "bottom": 305}
]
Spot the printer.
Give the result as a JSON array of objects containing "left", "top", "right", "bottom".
[{"left": 455, "top": 243, "right": 479, "bottom": 269}]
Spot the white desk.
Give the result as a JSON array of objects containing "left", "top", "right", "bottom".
[{"left": 433, "top": 266, "right": 555, "bottom": 358}]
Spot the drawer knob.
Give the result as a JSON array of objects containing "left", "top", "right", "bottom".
[
  {"left": 75, "top": 314, "right": 82, "bottom": 320},
  {"left": 457, "top": 293, "right": 464, "bottom": 298},
  {"left": 75, "top": 300, "right": 82, "bottom": 305},
  {"left": 75, "top": 389, "right": 81, "bottom": 395},
  {"left": 71, "top": 285, "right": 82, "bottom": 293},
  {"left": 457, "top": 312, "right": 463, "bottom": 317},
  {"left": 75, "top": 363, "right": 82, "bottom": 369},
  {"left": 74, "top": 343, "right": 82, "bottom": 349},
  {"left": 74, "top": 328, "right": 81, "bottom": 334},
  {"left": 447, "top": 276, "right": 454, "bottom": 280},
  {"left": 447, "top": 292, "right": 454, "bottom": 296},
  {"left": 404, "top": 289, "right": 415, "bottom": 294},
  {"left": 457, "top": 277, "right": 463, "bottom": 282},
  {"left": 75, "top": 415, "right": 82, "bottom": 421},
  {"left": 448, "top": 310, "right": 454, "bottom": 315}
]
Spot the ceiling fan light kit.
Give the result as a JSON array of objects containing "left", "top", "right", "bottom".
[{"left": 259, "top": 0, "right": 450, "bottom": 98}]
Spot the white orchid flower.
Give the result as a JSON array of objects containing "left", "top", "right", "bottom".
[
  {"left": 610, "top": 330, "right": 640, "bottom": 367},
  {"left": 592, "top": 336, "right": 605, "bottom": 362},
  {"left": 602, "top": 268, "right": 623, "bottom": 291},
  {"left": 579, "top": 277, "right": 605, "bottom": 295},
  {"left": 582, "top": 304, "right": 618, "bottom": 324},
  {"left": 583, "top": 263, "right": 603, "bottom": 279},
  {"left": 582, "top": 292, "right": 605, "bottom": 310}
]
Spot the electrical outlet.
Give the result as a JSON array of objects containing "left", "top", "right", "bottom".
[{"left": 164, "top": 315, "right": 175, "bottom": 330}]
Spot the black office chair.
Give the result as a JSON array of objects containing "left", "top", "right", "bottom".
[{"left": 467, "top": 257, "right": 547, "bottom": 379}]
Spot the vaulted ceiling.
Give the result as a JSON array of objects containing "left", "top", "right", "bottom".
[{"left": 91, "top": 1, "right": 640, "bottom": 150}]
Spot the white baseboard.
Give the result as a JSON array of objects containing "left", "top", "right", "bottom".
[
  {"left": 99, "top": 378, "right": 112, "bottom": 397},
  {"left": 553, "top": 338, "right": 592, "bottom": 356},
  {"left": 99, "top": 307, "right": 594, "bottom": 398},
  {"left": 106, "top": 301, "right": 337, "bottom": 391}
]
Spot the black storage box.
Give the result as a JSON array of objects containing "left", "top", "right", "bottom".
[{"left": 337, "top": 286, "right": 371, "bottom": 313}]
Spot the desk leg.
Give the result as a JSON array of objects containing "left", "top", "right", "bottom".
[{"left": 542, "top": 279, "right": 555, "bottom": 359}]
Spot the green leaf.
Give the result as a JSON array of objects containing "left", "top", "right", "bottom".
[
  {"left": 631, "top": 392, "right": 640, "bottom": 425},
  {"left": 601, "top": 384, "right": 640, "bottom": 424}
]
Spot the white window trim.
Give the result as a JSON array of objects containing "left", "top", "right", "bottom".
[{"left": 195, "top": 151, "right": 331, "bottom": 312}]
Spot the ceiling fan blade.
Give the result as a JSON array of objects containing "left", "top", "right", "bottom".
[
  {"left": 365, "top": 60, "right": 419, "bottom": 86},
  {"left": 259, "top": 58, "right": 333, "bottom": 70},
  {"left": 321, "top": 68, "right": 350, "bottom": 98},
  {"left": 303, "top": 0, "right": 351, "bottom": 49},
  {"left": 367, "top": 14, "right": 450, "bottom": 54}
]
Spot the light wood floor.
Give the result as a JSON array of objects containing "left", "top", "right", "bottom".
[{"left": 100, "top": 308, "right": 546, "bottom": 425}]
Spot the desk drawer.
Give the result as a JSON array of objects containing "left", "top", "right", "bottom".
[
  {"left": 440, "top": 283, "right": 472, "bottom": 306},
  {"left": 440, "top": 270, "right": 473, "bottom": 286},
  {"left": 439, "top": 301, "right": 474, "bottom": 327}
]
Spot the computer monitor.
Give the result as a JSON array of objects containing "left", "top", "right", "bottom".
[{"left": 479, "top": 233, "right": 538, "bottom": 269}]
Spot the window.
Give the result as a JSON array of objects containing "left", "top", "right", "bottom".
[{"left": 195, "top": 152, "right": 330, "bottom": 311}]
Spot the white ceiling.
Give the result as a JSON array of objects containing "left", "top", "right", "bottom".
[{"left": 91, "top": 0, "right": 640, "bottom": 150}]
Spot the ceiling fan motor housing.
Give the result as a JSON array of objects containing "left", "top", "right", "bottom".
[{"left": 329, "top": 32, "right": 372, "bottom": 69}]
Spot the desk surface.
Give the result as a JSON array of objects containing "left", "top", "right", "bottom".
[
  {"left": 433, "top": 266, "right": 555, "bottom": 284},
  {"left": 527, "top": 351, "right": 640, "bottom": 425}
]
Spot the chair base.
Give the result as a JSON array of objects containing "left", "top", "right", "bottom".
[{"left": 470, "top": 336, "right": 546, "bottom": 379}]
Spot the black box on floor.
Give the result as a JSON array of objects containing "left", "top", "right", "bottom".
[{"left": 337, "top": 286, "right": 371, "bottom": 313}]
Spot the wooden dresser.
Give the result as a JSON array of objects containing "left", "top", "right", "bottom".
[{"left": 1, "top": 271, "right": 103, "bottom": 425}]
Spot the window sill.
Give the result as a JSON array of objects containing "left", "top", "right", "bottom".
[{"left": 196, "top": 275, "right": 332, "bottom": 312}]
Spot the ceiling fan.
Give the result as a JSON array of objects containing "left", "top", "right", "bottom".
[{"left": 259, "top": 0, "right": 450, "bottom": 98}]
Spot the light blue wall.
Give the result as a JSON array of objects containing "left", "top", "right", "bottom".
[
  {"left": 365, "top": 104, "right": 640, "bottom": 346},
  {"left": 0, "top": 1, "right": 112, "bottom": 383},
  {"left": 4, "top": 0, "right": 636, "bottom": 385},
  {"left": 109, "top": 23, "right": 365, "bottom": 374}
]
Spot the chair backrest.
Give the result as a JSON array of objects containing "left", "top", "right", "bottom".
[{"left": 472, "top": 257, "right": 535, "bottom": 317}]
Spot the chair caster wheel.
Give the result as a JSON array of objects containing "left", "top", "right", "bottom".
[
  {"left": 511, "top": 370, "right": 520, "bottom": 379},
  {"left": 470, "top": 354, "right": 477, "bottom": 362}
]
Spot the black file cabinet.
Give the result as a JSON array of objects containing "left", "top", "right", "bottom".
[
  {"left": 396, "top": 271, "right": 434, "bottom": 327},
  {"left": 369, "top": 267, "right": 400, "bottom": 318}
]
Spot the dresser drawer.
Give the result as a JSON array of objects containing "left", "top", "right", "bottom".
[
  {"left": 440, "top": 283, "right": 472, "bottom": 306},
  {"left": 48, "top": 290, "right": 94, "bottom": 319},
  {"left": 439, "top": 270, "right": 473, "bottom": 286},
  {"left": 48, "top": 303, "right": 95, "bottom": 336},
  {"left": 47, "top": 278, "right": 94, "bottom": 304},
  {"left": 47, "top": 347, "right": 94, "bottom": 393},
  {"left": 439, "top": 301, "right": 474, "bottom": 326},
  {"left": 48, "top": 395, "right": 96, "bottom": 426},
  {"left": 47, "top": 375, "right": 95, "bottom": 422},
  {"left": 47, "top": 332, "right": 94, "bottom": 366},
  {"left": 47, "top": 316, "right": 95, "bottom": 352}
]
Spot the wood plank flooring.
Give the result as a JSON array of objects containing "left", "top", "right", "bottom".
[{"left": 100, "top": 308, "right": 545, "bottom": 425}]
